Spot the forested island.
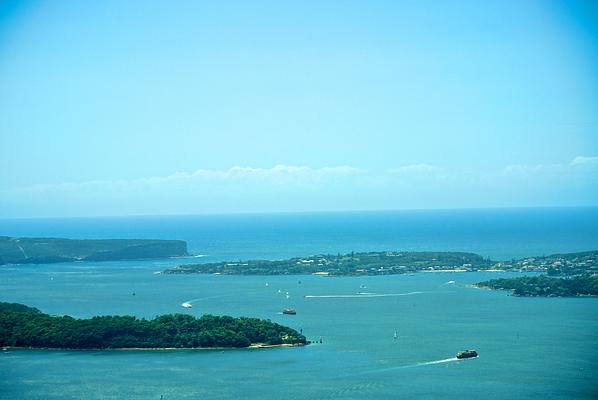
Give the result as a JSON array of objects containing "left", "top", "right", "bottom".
[
  {"left": 0, "top": 302, "right": 307, "bottom": 349},
  {"left": 165, "top": 251, "right": 493, "bottom": 276},
  {"left": 0, "top": 236, "right": 188, "bottom": 265},
  {"left": 475, "top": 275, "right": 598, "bottom": 297}
]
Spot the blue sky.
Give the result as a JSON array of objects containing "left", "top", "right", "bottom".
[{"left": 0, "top": 0, "right": 597, "bottom": 217}]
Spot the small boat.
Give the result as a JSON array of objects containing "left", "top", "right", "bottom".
[
  {"left": 282, "top": 308, "right": 296, "bottom": 315},
  {"left": 181, "top": 302, "right": 193, "bottom": 308},
  {"left": 456, "top": 349, "right": 478, "bottom": 359}
]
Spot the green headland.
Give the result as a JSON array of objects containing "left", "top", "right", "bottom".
[
  {"left": 475, "top": 275, "right": 598, "bottom": 297},
  {"left": 0, "top": 236, "right": 189, "bottom": 265},
  {"left": 165, "top": 249, "right": 598, "bottom": 297},
  {"left": 165, "top": 251, "right": 493, "bottom": 276},
  {"left": 165, "top": 250, "right": 597, "bottom": 276}
]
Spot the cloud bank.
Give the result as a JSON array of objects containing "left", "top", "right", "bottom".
[{"left": 1, "top": 158, "right": 597, "bottom": 217}]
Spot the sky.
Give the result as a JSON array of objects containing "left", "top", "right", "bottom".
[{"left": 0, "top": 0, "right": 597, "bottom": 218}]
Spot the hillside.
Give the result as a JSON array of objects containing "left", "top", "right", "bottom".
[
  {"left": 0, "top": 236, "right": 188, "bottom": 265},
  {"left": 0, "top": 302, "right": 306, "bottom": 349},
  {"left": 165, "top": 251, "right": 492, "bottom": 276}
]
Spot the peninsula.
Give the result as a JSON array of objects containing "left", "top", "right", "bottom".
[
  {"left": 165, "top": 251, "right": 493, "bottom": 276},
  {"left": 473, "top": 251, "right": 598, "bottom": 297},
  {"left": 475, "top": 275, "right": 598, "bottom": 297},
  {"left": 164, "top": 250, "right": 597, "bottom": 277},
  {"left": 0, "top": 302, "right": 307, "bottom": 349},
  {"left": 0, "top": 236, "right": 189, "bottom": 265}
]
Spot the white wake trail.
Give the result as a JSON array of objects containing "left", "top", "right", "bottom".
[
  {"left": 416, "top": 357, "right": 459, "bottom": 366},
  {"left": 182, "top": 294, "right": 233, "bottom": 304},
  {"left": 305, "top": 291, "right": 425, "bottom": 299},
  {"left": 344, "top": 357, "right": 462, "bottom": 378}
]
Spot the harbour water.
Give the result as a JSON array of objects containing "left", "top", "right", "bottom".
[{"left": 1, "top": 208, "right": 597, "bottom": 399}]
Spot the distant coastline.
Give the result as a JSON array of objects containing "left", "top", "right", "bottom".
[
  {"left": 164, "top": 250, "right": 597, "bottom": 277},
  {"left": 0, "top": 236, "right": 189, "bottom": 265},
  {"left": 474, "top": 275, "right": 598, "bottom": 297}
]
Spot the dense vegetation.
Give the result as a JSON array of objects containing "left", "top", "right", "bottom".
[
  {"left": 0, "top": 237, "right": 188, "bottom": 265},
  {"left": 165, "top": 251, "right": 492, "bottom": 276},
  {"left": 476, "top": 275, "right": 598, "bottom": 297},
  {"left": 491, "top": 250, "right": 597, "bottom": 276},
  {"left": 166, "top": 249, "right": 597, "bottom": 277},
  {"left": 0, "top": 302, "right": 306, "bottom": 349}
]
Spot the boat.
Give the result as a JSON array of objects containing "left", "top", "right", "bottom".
[
  {"left": 456, "top": 349, "right": 478, "bottom": 359},
  {"left": 282, "top": 308, "right": 296, "bottom": 315},
  {"left": 181, "top": 302, "right": 193, "bottom": 308}
]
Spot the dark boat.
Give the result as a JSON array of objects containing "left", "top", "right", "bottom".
[
  {"left": 282, "top": 308, "right": 296, "bottom": 315},
  {"left": 456, "top": 349, "right": 478, "bottom": 359}
]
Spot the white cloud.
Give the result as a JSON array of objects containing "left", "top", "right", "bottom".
[
  {"left": 501, "top": 163, "right": 562, "bottom": 176},
  {"left": 503, "top": 155, "right": 598, "bottom": 176},
  {"left": 1, "top": 158, "right": 596, "bottom": 217},
  {"left": 5, "top": 165, "right": 366, "bottom": 195},
  {"left": 570, "top": 156, "right": 598, "bottom": 167},
  {"left": 388, "top": 164, "right": 443, "bottom": 175}
]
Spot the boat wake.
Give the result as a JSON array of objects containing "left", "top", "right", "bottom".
[
  {"left": 372, "top": 357, "right": 461, "bottom": 373},
  {"left": 344, "top": 357, "right": 462, "bottom": 378},
  {"left": 181, "top": 294, "right": 232, "bottom": 305},
  {"left": 416, "top": 357, "right": 459, "bottom": 366},
  {"left": 304, "top": 291, "right": 425, "bottom": 299}
]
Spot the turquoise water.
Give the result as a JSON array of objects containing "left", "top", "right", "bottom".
[
  {"left": 1, "top": 208, "right": 597, "bottom": 399},
  {"left": 2, "top": 207, "right": 598, "bottom": 260}
]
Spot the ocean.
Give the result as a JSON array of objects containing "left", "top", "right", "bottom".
[{"left": 1, "top": 207, "right": 597, "bottom": 399}]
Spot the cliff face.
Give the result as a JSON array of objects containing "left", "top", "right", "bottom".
[{"left": 0, "top": 236, "right": 188, "bottom": 265}]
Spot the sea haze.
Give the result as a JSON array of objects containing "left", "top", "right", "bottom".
[{"left": 1, "top": 207, "right": 597, "bottom": 261}]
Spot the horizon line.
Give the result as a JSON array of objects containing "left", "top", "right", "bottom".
[{"left": 1, "top": 204, "right": 597, "bottom": 221}]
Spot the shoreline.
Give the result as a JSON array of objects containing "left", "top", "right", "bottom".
[
  {"left": 466, "top": 284, "right": 598, "bottom": 298},
  {"left": 420, "top": 269, "right": 467, "bottom": 273},
  {"left": 168, "top": 269, "right": 519, "bottom": 277},
  {"left": 1, "top": 343, "right": 307, "bottom": 352}
]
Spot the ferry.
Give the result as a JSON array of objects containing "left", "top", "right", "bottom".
[
  {"left": 181, "top": 302, "right": 193, "bottom": 308},
  {"left": 282, "top": 308, "right": 296, "bottom": 315},
  {"left": 456, "top": 349, "right": 478, "bottom": 359}
]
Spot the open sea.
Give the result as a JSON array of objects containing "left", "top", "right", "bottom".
[{"left": 1, "top": 207, "right": 597, "bottom": 399}]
